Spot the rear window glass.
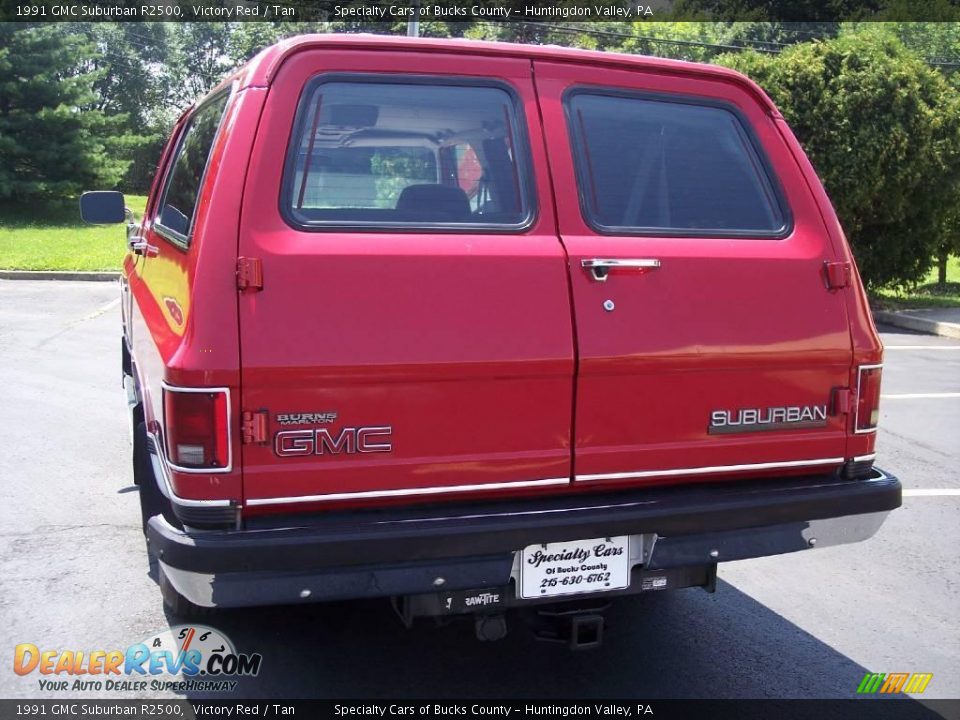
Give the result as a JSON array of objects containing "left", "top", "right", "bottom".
[
  {"left": 567, "top": 92, "right": 787, "bottom": 236},
  {"left": 156, "top": 92, "right": 229, "bottom": 243},
  {"left": 284, "top": 80, "right": 532, "bottom": 229}
]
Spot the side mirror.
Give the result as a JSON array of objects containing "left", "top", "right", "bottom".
[{"left": 80, "top": 191, "right": 126, "bottom": 224}]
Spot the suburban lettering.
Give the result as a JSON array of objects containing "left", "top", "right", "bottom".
[{"left": 709, "top": 405, "right": 828, "bottom": 434}]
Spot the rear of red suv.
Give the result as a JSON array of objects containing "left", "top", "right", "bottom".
[{"left": 84, "top": 35, "right": 898, "bottom": 644}]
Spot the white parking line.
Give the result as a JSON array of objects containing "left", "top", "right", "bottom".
[
  {"left": 82, "top": 297, "right": 120, "bottom": 321},
  {"left": 881, "top": 393, "right": 960, "bottom": 399},
  {"left": 885, "top": 346, "right": 960, "bottom": 350},
  {"left": 902, "top": 489, "right": 960, "bottom": 497}
]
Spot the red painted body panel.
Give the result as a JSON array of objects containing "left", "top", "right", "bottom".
[
  {"left": 125, "top": 86, "right": 268, "bottom": 502},
  {"left": 770, "top": 117, "right": 882, "bottom": 461},
  {"left": 237, "top": 50, "right": 574, "bottom": 507},
  {"left": 123, "top": 36, "right": 884, "bottom": 517},
  {"left": 532, "top": 60, "right": 858, "bottom": 485}
]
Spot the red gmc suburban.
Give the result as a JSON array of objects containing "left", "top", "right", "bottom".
[{"left": 82, "top": 35, "right": 900, "bottom": 646}]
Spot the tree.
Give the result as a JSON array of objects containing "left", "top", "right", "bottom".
[
  {"left": 225, "top": 23, "right": 287, "bottom": 66},
  {"left": 938, "top": 208, "right": 960, "bottom": 285},
  {"left": 670, "top": 0, "right": 886, "bottom": 22},
  {"left": 0, "top": 24, "right": 133, "bottom": 207},
  {"left": 164, "top": 24, "right": 236, "bottom": 111},
  {"left": 77, "top": 23, "right": 173, "bottom": 194},
  {"left": 939, "top": 69, "right": 960, "bottom": 285},
  {"left": 80, "top": 24, "right": 172, "bottom": 130},
  {"left": 616, "top": 22, "right": 741, "bottom": 61},
  {"left": 720, "top": 28, "right": 960, "bottom": 288}
]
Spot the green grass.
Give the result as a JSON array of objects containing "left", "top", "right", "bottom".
[
  {"left": 0, "top": 195, "right": 147, "bottom": 271},
  {"left": 873, "top": 255, "right": 960, "bottom": 309}
]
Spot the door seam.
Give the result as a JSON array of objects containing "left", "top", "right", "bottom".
[{"left": 532, "top": 59, "right": 579, "bottom": 486}]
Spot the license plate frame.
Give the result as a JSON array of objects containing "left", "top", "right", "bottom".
[{"left": 518, "top": 536, "right": 631, "bottom": 600}]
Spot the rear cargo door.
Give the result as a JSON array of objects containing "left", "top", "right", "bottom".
[
  {"left": 533, "top": 61, "right": 852, "bottom": 487},
  {"left": 237, "top": 51, "right": 574, "bottom": 507}
]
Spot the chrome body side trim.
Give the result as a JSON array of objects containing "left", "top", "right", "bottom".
[
  {"left": 245, "top": 457, "right": 853, "bottom": 506},
  {"left": 575, "top": 457, "right": 845, "bottom": 483},
  {"left": 244, "top": 477, "right": 571, "bottom": 507}
]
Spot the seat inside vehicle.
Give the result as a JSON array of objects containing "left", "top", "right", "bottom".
[{"left": 395, "top": 184, "right": 471, "bottom": 221}]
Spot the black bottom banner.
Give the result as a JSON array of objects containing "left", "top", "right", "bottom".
[{"left": 2, "top": 700, "right": 957, "bottom": 720}]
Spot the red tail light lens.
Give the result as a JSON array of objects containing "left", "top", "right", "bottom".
[
  {"left": 163, "top": 387, "right": 230, "bottom": 470},
  {"left": 856, "top": 365, "right": 882, "bottom": 433}
]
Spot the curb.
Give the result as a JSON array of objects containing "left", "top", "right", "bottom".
[
  {"left": 874, "top": 310, "right": 960, "bottom": 340},
  {"left": 0, "top": 270, "right": 119, "bottom": 282}
]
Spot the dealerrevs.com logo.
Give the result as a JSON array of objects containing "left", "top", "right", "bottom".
[{"left": 14, "top": 625, "right": 262, "bottom": 693}]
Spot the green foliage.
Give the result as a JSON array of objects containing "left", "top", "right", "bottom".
[
  {"left": 671, "top": 0, "right": 885, "bottom": 22},
  {"left": 370, "top": 149, "right": 438, "bottom": 207},
  {"left": 0, "top": 195, "right": 147, "bottom": 271},
  {"left": 875, "top": 0, "right": 960, "bottom": 21},
  {"left": 874, "top": 255, "right": 960, "bottom": 306},
  {"left": 165, "top": 24, "right": 237, "bottom": 111},
  {"left": 78, "top": 23, "right": 173, "bottom": 193},
  {"left": 80, "top": 23, "right": 172, "bottom": 128},
  {"left": 720, "top": 29, "right": 960, "bottom": 288},
  {"left": 941, "top": 72, "right": 960, "bottom": 273},
  {"left": 617, "top": 22, "right": 740, "bottom": 61},
  {"left": 0, "top": 24, "right": 134, "bottom": 208}
]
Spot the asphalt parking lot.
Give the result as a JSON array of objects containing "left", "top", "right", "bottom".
[{"left": 0, "top": 280, "right": 957, "bottom": 706}]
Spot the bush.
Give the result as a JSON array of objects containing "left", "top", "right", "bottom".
[{"left": 720, "top": 29, "right": 960, "bottom": 289}]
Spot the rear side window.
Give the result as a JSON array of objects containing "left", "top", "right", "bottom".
[
  {"left": 283, "top": 78, "right": 533, "bottom": 230},
  {"left": 566, "top": 91, "right": 788, "bottom": 237},
  {"left": 155, "top": 92, "right": 230, "bottom": 244}
]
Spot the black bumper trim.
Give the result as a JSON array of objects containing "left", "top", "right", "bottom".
[{"left": 148, "top": 469, "right": 901, "bottom": 576}]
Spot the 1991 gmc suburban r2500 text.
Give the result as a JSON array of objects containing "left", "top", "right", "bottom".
[{"left": 82, "top": 35, "right": 901, "bottom": 646}]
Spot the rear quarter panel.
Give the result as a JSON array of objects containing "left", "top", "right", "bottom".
[{"left": 126, "top": 86, "right": 266, "bottom": 503}]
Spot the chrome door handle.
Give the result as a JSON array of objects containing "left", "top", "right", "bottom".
[
  {"left": 581, "top": 258, "right": 661, "bottom": 282},
  {"left": 128, "top": 237, "right": 159, "bottom": 257}
]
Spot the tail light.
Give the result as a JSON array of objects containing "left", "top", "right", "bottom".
[
  {"left": 162, "top": 385, "right": 231, "bottom": 471},
  {"left": 855, "top": 365, "right": 882, "bottom": 433}
]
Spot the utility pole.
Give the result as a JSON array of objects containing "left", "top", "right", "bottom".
[{"left": 407, "top": 0, "right": 420, "bottom": 37}]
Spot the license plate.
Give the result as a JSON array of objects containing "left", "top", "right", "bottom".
[{"left": 518, "top": 536, "right": 631, "bottom": 599}]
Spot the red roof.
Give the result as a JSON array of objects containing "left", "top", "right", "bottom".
[{"left": 209, "top": 33, "right": 774, "bottom": 112}]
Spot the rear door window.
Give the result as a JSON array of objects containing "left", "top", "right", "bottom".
[
  {"left": 566, "top": 91, "right": 788, "bottom": 237},
  {"left": 155, "top": 92, "right": 230, "bottom": 245},
  {"left": 283, "top": 79, "right": 533, "bottom": 229}
]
